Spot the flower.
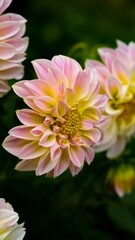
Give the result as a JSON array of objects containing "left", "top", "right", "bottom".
[
  {"left": 0, "top": 0, "right": 28, "bottom": 97},
  {"left": 86, "top": 40, "right": 135, "bottom": 159},
  {"left": 0, "top": 198, "right": 25, "bottom": 240},
  {"left": 106, "top": 164, "right": 135, "bottom": 197},
  {"left": 3, "top": 55, "right": 108, "bottom": 177}
]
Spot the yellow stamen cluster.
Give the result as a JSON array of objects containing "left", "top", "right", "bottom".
[{"left": 60, "top": 109, "right": 80, "bottom": 138}]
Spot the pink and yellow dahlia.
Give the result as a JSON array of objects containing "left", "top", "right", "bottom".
[
  {"left": 0, "top": 0, "right": 28, "bottom": 97},
  {"left": 3, "top": 55, "right": 107, "bottom": 177},
  {"left": 86, "top": 40, "right": 135, "bottom": 159},
  {"left": 0, "top": 198, "right": 25, "bottom": 240}
]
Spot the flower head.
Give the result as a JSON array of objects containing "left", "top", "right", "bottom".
[
  {"left": 0, "top": 198, "right": 25, "bottom": 240},
  {"left": 106, "top": 164, "right": 135, "bottom": 197},
  {"left": 86, "top": 40, "right": 135, "bottom": 158},
  {"left": 0, "top": 0, "right": 28, "bottom": 97},
  {"left": 3, "top": 55, "right": 107, "bottom": 177}
]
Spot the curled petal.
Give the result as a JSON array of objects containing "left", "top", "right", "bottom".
[
  {"left": 105, "top": 77, "right": 122, "bottom": 100},
  {"left": 50, "top": 142, "right": 62, "bottom": 161},
  {"left": 9, "top": 125, "right": 37, "bottom": 140},
  {"left": 39, "top": 129, "right": 56, "bottom": 147}
]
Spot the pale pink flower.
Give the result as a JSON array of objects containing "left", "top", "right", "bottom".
[
  {"left": 3, "top": 55, "right": 108, "bottom": 177},
  {"left": 0, "top": 198, "right": 25, "bottom": 240},
  {"left": 0, "top": 0, "right": 28, "bottom": 97},
  {"left": 86, "top": 40, "right": 135, "bottom": 159}
]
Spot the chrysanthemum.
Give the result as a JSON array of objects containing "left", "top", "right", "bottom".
[
  {"left": 86, "top": 40, "right": 135, "bottom": 158},
  {"left": 0, "top": 0, "right": 28, "bottom": 97},
  {"left": 0, "top": 198, "right": 25, "bottom": 240},
  {"left": 3, "top": 55, "right": 107, "bottom": 177}
]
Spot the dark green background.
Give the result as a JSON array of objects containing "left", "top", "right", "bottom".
[{"left": 1, "top": 0, "right": 135, "bottom": 239}]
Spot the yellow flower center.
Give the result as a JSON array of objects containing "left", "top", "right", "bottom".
[{"left": 60, "top": 109, "right": 80, "bottom": 138}]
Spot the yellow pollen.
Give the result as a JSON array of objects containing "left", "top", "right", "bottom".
[{"left": 60, "top": 109, "right": 80, "bottom": 138}]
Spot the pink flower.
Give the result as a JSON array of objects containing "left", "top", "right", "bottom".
[
  {"left": 3, "top": 55, "right": 107, "bottom": 177},
  {"left": 0, "top": 198, "right": 26, "bottom": 240},
  {"left": 86, "top": 40, "right": 135, "bottom": 159},
  {"left": 0, "top": 0, "right": 28, "bottom": 97}
]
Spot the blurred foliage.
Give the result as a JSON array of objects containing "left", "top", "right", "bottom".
[{"left": 1, "top": 0, "right": 135, "bottom": 239}]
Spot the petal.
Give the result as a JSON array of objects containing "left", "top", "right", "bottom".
[
  {"left": 39, "top": 129, "right": 56, "bottom": 147},
  {"left": 83, "top": 107, "right": 101, "bottom": 122},
  {"left": 0, "top": 209, "right": 18, "bottom": 227},
  {"left": 19, "top": 141, "right": 46, "bottom": 160},
  {"left": 0, "top": 43, "right": 16, "bottom": 60},
  {"left": 51, "top": 100, "right": 67, "bottom": 117},
  {"left": 74, "top": 69, "right": 90, "bottom": 100},
  {"left": 34, "top": 96, "right": 56, "bottom": 113},
  {"left": 129, "top": 42, "right": 135, "bottom": 62},
  {"left": 30, "top": 124, "right": 45, "bottom": 137},
  {"left": 83, "top": 146, "right": 94, "bottom": 165},
  {"left": 80, "top": 118, "right": 93, "bottom": 130},
  {"left": 112, "top": 60, "right": 129, "bottom": 85},
  {"left": 0, "top": 65, "right": 24, "bottom": 80},
  {"left": 68, "top": 145, "right": 85, "bottom": 167},
  {"left": 2, "top": 135, "right": 26, "bottom": 157},
  {"left": 81, "top": 128, "right": 101, "bottom": 143},
  {"left": 0, "top": 80, "right": 10, "bottom": 97},
  {"left": 98, "top": 47, "right": 116, "bottom": 71},
  {"left": 66, "top": 88, "right": 76, "bottom": 107},
  {"left": 50, "top": 142, "right": 62, "bottom": 161},
  {"left": 36, "top": 153, "right": 58, "bottom": 176},
  {"left": 4, "top": 223, "right": 26, "bottom": 240},
  {"left": 53, "top": 150, "right": 70, "bottom": 177},
  {"left": 32, "top": 59, "right": 56, "bottom": 79},
  {"left": 9, "top": 125, "right": 37, "bottom": 140},
  {"left": 0, "top": 0, "right": 12, "bottom": 15},
  {"left": 69, "top": 163, "right": 82, "bottom": 176},
  {"left": 52, "top": 55, "right": 82, "bottom": 87},
  {"left": 16, "top": 109, "right": 44, "bottom": 126},
  {"left": 15, "top": 158, "right": 39, "bottom": 171},
  {"left": 105, "top": 76, "right": 122, "bottom": 100},
  {"left": 12, "top": 80, "right": 32, "bottom": 98}
]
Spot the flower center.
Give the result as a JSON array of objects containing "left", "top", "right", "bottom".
[{"left": 60, "top": 109, "right": 80, "bottom": 138}]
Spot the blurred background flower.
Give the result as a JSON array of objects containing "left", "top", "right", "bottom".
[
  {"left": 0, "top": 198, "right": 25, "bottom": 240},
  {"left": 0, "top": 0, "right": 28, "bottom": 97}
]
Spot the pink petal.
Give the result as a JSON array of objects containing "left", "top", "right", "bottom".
[
  {"left": 15, "top": 158, "right": 39, "bottom": 171},
  {"left": 98, "top": 48, "right": 116, "bottom": 71},
  {"left": 0, "top": 65, "right": 24, "bottom": 80},
  {"left": 2, "top": 135, "right": 26, "bottom": 157},
  {"left": 82, "top": 128, "right": 101, "bottom": 143},
  {"left": 80, "top": 118, "right": 93, "bottom": 130},
  {"left": 39, "top": 129, "right": 56, "bottom": 147},
  {"left": 68, "top": 145, "right": 85, "bottom": 167},
  {"left": 19, "top": 141, "right": 46, "bottom": 160},
  {"left": 52, "top": 55, "right": 82, "bottom": 87},
  {"left": 30, "top": 124, "right": 45, "bottom": 137},
  {"left": 112, "top": 60, "right": 129, "bottom": 85},
  {"left": 16, "top": 109, "right": 44, "bottom": 126},
  {"left": 0, "top": 43, "right": 16, "bottom": 60},
  {"left": 83, "top": 146, "right": 94, "bottom": 164},
  {"left": 129, "top": 42, "right": 135, "bottom": 62},
  {"left": 52, "top": 101, "right": 67, "bottom": 117},
  {"left": 0, "top": 0, "right": 12, "bottom": 15},
  {"left": 34, "top": 96, "right": 56, "bottom": 113},
  {"left": 53, "top": 150, "right": 69, "bottom": 177},
  {"left": 116, "top": 40, "right": 128, "bottom": 52},
  {"left": 0, "top": 21, "right": 22, "bottom": 41},
  {"left": 74, "top": 69, "right": 90, "bottom": 100},
  {"left": 12, "top": 80, "right": 32, "bottom": 98},
  {"left": 105, "top": 76, "right": 122, "bottom": 100},
  {"left": 50, "top": 142, "right": 62, "bottom": 161},
  {"left": 7, "top": 37, "right": 29, "bottom": 52},
  {"left": 36, "top": 153, "right": 58, "bottom": 176},
  {"left": 9, "top": 125, "right": 37, "bottom": 140},
  {"left": 32, "top": 59, "right": 56, "bottom": 79},
  {"left": 85, "top": 59, "right": 104, "bottom": 68},
  {"left": 69, "top": 163, "right": 82, "bottom": 176}
]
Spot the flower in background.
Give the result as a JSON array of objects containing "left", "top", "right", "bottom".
[
  {"left": 86, "top": 40, "right": 135, "bottom": 159},
  {"left": 0, "top": 0, "right": 28, "bottom": 97},
  {"left": 0, "top": 198, "right": 25, "bottom": 240},
  {"left": 106, "top": 164, "right": 135, "bottom": 197},
  {"left": 3, "top": 55, "right": 108, "bottom": 177}
]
